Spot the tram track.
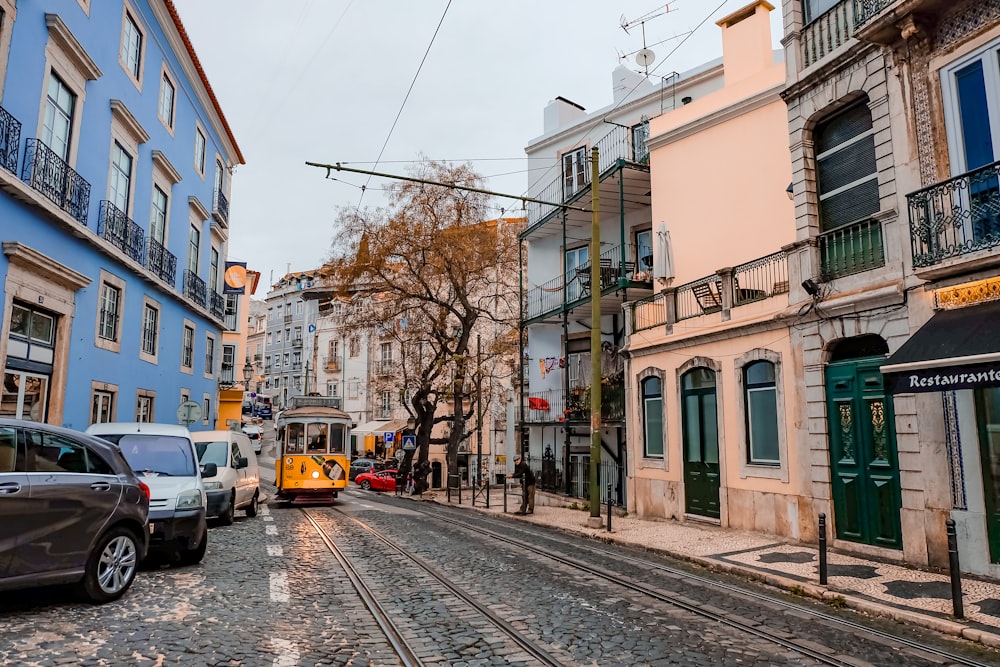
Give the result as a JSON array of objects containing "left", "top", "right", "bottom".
[
  {"left": 303, "top": 508, "right": 566, "bottom": 667},
  {"left": 402, "top": 501, "right": 999, "bottom": 667}
]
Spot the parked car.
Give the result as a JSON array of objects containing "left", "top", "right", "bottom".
[
  {"left": 348, "top": 457, "right": 377, "bottom": 481},
  {"left": 0, "top": 418, "right": 149, "bottom": 603},
  {"left": 87, "top": 422, "right": 208, "bottom": 566},
  {"left": 254, "top": 403, "right": 273, "bottom": 420},
  {"left": 241, "top": 425, "right": 263, "bottom": 454},
  {"left": 355, "top": 468, "right": 398, "bottom": 492},
  {"left": 192, "top": 431, "right": 260, "bottom": 525}
]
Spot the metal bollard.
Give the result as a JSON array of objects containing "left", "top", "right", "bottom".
[
  {"left": 946, "top": 518, "right": 964, "bottom": 619},
  {"left": 818, "top": 513, "right": 828, "bottom": 585},
  {"left": 503, "top": 480, "right": 508, "bottom": 513},
  {"left": 607, "top": 483, "right": 613, "bottom": 532},
  {"left": 486, "top": 476, "right": 490, "bottom": 509}
]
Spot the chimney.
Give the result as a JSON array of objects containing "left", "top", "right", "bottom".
[
  {"left": 543, "top": 96, "right": 587, "bottom": 134},
  {"left": 716, "top": 0, "right": 775, "bottom": 86}
]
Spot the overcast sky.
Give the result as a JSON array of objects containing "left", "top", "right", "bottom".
[{"left": 171, "top": 0, "right": 785, "bottom": 291}]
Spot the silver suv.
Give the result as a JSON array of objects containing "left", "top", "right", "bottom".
[{"left": 0, "top": 419, "right": 150, "bottom": 603}]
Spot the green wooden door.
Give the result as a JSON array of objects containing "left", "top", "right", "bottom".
[
  {"left": 825, "top": 358, "right": 902, "bottom": 549},
  {"left": 975, "top": 387, "right": 1000, "bottom": 562},
  {"left": 682, "top": 368, "right": 720, "bottom": 519}
]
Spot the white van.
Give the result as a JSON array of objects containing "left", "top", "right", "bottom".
[
  {"left": 86, "top": 422, "right": 208, "bottom": 565},
  {"left": 191, "top": 430, "right": 261, "bottom": 524}
]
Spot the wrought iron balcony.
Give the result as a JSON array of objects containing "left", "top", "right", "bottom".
[
  {"left": 210, "top": 290, "right": 225, "bottom": 321},
  {"left": 525, "top": 124, "right": 649, "bottom": 227},
  {"left": 213, "top": 187, "right": 229, "bottom": 224},
  {"left": 0, "top": 104, "right": 21, "bottom": 174},
  {"left": 219, "top": 363, "right": 235, "bottom": 386},
  {"left": 183, "top": 269, "right": 207, "bottom": 307},
  {"left": 324, "top": 356, "right": 340, "bottom": 371},
  {"left": 292, "top": 337, "right": 303, "bottom": 348},
  {"left": 520, "top": 391, "right": 564, "bottom": 424},
  {"left": 98, "top": 201, "right": 146, "bottom": 264},
  {"left": 21, "top": 139, "right": 91, "bottom": 224},
  {"left": 146, "top": 238, "right": 177, "bottom": 286},
  {"left": 292, "top": 361, "right": 303, "bottom": 371},
  {"left": 907, "top": 160, "right": 1000, "bottom": 274},
  {"left": 818, "top": 218, "right": 885, "bottom": 281},
  {"left": 564, "top": 377, "right": 625, "bottom": 424}
]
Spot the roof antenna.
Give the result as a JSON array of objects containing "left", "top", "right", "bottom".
[{"left": 620, "top": 4, "right": 675, "bottom": 76}]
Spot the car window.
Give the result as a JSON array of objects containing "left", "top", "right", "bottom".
[
  {"left": 195, "top": 440, "right": 229, "bottom": 468},
  {"left": 100, "top": 434, "right": 196, "bottom": 476},
  {"left": 231, "top": 442, "right": 241, "bottom": 463},
  {"left": 25, "top": 430, "right": 113, "bottom": 474},
  {"left": 0, "top": 426, "right": 22, "bottom": 472}
]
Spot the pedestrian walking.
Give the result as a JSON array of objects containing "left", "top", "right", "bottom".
[
  {"left": 506, "top": 454, "right": 535, "bottom": 515},
  {"left": 405, "top": 473, "right": 415, "bottom": 495}
]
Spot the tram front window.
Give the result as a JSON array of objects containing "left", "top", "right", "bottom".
[
  {"left": 307, "top": 423, "right": 328, "bottom": 453},
  {"left": 330, "top": 424, "right": 346, "bottom": 454},
  {"left": 286, "top": 424, "right": 305, "bottom": 454}
]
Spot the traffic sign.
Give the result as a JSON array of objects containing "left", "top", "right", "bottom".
[
  {"left": 395, "top": 449, "right": 405, "bottom": 461},
  {"left": 384, "top": 431, "right": 394, "bottom": 443},
  {"left": 401, "top": 434, "right": 417, "bottom": 451},
  {"left": 176, "top": 400, "right": 202, "bottom": 426}
]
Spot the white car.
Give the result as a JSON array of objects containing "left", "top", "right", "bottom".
[{"left": 241, "top": 425, "right": 263, "bottom": 454}]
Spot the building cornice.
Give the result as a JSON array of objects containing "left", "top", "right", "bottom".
[
  {"left": 44, "top": 13, "right": 102, "bottom": 80},
  {"left": 3, "top": 241, "right": 91, "bottom": 290},
  {"left": 188, "top": 195, "right": 210, "bottom": 221},
  {"left": 110, "top": 99, "right": 150, "bottom": 144},
  {"left": 152, "top": 149, "right": 183, "bottom": 184}
]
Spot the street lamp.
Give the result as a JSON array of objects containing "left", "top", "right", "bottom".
[{"left": 242, "top": 359, "right": 254, "bottom": 388}]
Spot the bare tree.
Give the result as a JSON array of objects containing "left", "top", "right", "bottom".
[{"left": 324, "top": 161, "right": 520, "bottom": 493}]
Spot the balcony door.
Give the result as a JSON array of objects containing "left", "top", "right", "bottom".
[
  {"left": 975, "top": 387, "right": 1000, "bottom": 563},
  {"left": 943, "top": 44, "right": 1000, "bottom": 244},
  {"left": 565, "top": 245, "right": 589, "bottom": 302},
  {"left": 562, "top": 147, "right": 587, "bottom": 199}
]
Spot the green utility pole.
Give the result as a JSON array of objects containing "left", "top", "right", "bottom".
[{"left": 589, "top": 146, "right": 602, "bottom": 518}]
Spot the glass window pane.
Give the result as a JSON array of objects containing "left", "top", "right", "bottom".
[
  {"left": 684, "top": 395, "right": 700, "bottom": 462},
  {"left": 703, "top": 395, "right": 719, "bottom": 464},
  {"left": 748, "top": 388, "right": 780, "bottom": 463},
  {"left": 745, "top": 361, "right": 775, "bottom": 385},
  {"left": 644, "top": 397, "right": 663, "bottom": 457}
]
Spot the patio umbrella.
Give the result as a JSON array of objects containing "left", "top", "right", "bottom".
[{"left": 653, "top": 221, "right": 675, "bottom": 285}]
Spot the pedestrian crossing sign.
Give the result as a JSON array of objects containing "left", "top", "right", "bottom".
[{"left": 402, "top": 434, "right": 417, "bottom": 451}]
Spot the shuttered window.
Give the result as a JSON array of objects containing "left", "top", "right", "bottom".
[{"left": 815, "top": 101, "right": 879, "bottom": 231}]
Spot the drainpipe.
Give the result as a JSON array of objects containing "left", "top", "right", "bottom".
[{"left": 590, "top": 146, "right": 602, "bottom": 518}]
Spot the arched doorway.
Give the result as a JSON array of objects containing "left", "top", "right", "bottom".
[
  {"left": 681, "top": 367, "right": 720, "bottom": 518},
  {"left": 825, "top": 335, "right": 902, "bottom": 549}
]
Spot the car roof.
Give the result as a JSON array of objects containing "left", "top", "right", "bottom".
[
  {"left": 86, "top": 421, "right": 192, "bottom": 437},
  {"left": 190, "top": 430, "right": 251, "bottom": 443},
  {"left": 0, "top": 418, "right": 129, "bottom": 464}
]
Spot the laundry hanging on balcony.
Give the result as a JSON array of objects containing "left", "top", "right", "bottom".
[
  {"left": 527, "top": 397, "right": 550, "bottom": 411},
  {"left": 538, "top": 357, "right": 564, "bottom": 379}
]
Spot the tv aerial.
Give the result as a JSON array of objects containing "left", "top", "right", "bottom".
[{"left": 619, "top": 4, "right": 676, "bottom": 75}]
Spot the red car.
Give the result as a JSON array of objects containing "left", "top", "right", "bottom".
[{"left": 355, "top": 468, "right": 398, "bottom": 492}]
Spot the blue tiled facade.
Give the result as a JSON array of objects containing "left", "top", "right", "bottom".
[{"left": 0, "top": 0, "right": 243, "bottom": 429}]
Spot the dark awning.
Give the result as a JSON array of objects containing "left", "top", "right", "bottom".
[{"left": 881, "top": 300, "right": 1000, "bottom": 394}]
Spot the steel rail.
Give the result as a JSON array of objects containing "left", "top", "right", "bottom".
[
  {"left": 302, "top": 510, "right": 425, "bottom": 667},
  {"left": 329, "top": 507, "right": 568, "bottom": 667},
  {"left": 411, "top": 503, "right": 998, "bottom": 667}
]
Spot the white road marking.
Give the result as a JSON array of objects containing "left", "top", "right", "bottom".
[
  {"left": 267, "top": 545, "right": 283, "bottom": 557},
  {"left": 269, "top": 572, "right": 290, "bottom": 603},
  {"left": 270, "top": 638, "right": 298, "bottom": 666},
  {"left": 259, "top": 505, "right": 271, "bottom": 516},
  {"left": 266, "top": 525, "right": 278, "bottom": 535},
  {"left": 263, "top": 516, "right": 274, "bottom": 522}
]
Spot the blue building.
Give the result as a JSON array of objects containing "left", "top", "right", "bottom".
[{"left": 0, "top": 0, "right": 244, "bottom": 429}]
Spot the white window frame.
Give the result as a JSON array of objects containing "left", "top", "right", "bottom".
[
  {"left": 139, "top": 296, "right": 160, "bottom": 363},
  {"left": 118, "top": 4, "right": 144, "bottom": 89},
  {"left": 90, "top": 380, "right": 117, "bottom": 425},
  {"left": 205, "top": 333, "right": 216, "bottom": 378},
  {"left": 157, "top": 64, "right": 176, "bottom": 132},
  {"left": 94, "top": 270, "right": 125, "bottom": 353},
  {"left": 136, "top": 389, "right": 154, "bottom": 422},
  {"left": 735, "top": 349, "right": 788, "bottom": 481},
  {"left": 940, "top": 36, "right": 1000, "bottom": 177},
  {"left": 194, "top": 123, "right": 206, "bottom": 176},
  {"left": 181, "top": 320, "right": 195, "bottom": 373},
  {"left": 0, "top": 0, "right": 17, "bottom": 95},
  {"left": 562, "top": 146, "right": 587, "bottom": 198}
]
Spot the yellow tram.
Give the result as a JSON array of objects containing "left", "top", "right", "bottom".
[{"left": 274, "top": 396, "right": 352, "bottom": 504}]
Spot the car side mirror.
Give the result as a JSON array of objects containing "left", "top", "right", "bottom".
[
  {"left": 237, "top": 456, "right": 248, "bottom": 468},
  {"left": 201, "top": 462, "right": 218, "bottom": 478}
]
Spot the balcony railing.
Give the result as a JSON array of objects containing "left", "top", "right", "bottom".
[
  {"left": 730, "top": 250, "right": 789, "bottom": 306},
  {"left": 184, "top": 269, "right": 207, "bottom": 307},
  {"left": 627, "top": 249, "right": 789, "bottom": 334},
  {"left": 219, "top": 363, "right": 235, "bottom": 386},
  {"left": 224, "top": 309, "right": 238, "bottom": 331},
  {"left": 22, "top": 138, "right": 91, "bottom": 224},
  {"left": 98, "top": 201, "right": 146, "bottom": 264},
  {"left": 522, "top": 391, "right": 564, "bottom": 424},
  {"left": 146, "top": 238, "right": 177, "bottom": 286},
  {"left": 525, "top": 124, "right": 649, "bottom": 227},
  {"left": 0, "top": 104, "right": 21, "bottom": 174},
  {"left": 564, "top": 378, "right": 625, "bottom": 423},
  {"left": 908, "top": 160, "right": 1000, "bottom": 270},
  {"left": 324, "top": 357, "right": 340, "bottom": 371},
  {"left": 210, "top": 290, "right": 225, "bottom": 321},
  {"left": 854, "top": 0, "right": 893, "bottom": 27},
  {"left": 819, "top": 218, "right": 885, "bottom": 280},
  {"left": 801, "top": 0, "right": 857, "bottom": 69},
  {"left": 213, "top": 188, "right": 229, "bottom": 224},
  {"left": 292, "top": 361, "right": 302, "bottom": 371},
  {"left": 292, "top": 337, "right": 303, "bottom": 348},
  {"left": 284, "top": 314, "right": 293, "bottom": 324}
]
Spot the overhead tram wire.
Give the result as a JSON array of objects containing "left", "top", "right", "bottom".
[{"left": 355, "top": 0, "right": 453, "bottom": 210}]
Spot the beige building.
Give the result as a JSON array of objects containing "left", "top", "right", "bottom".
[{"left": 624, "top": 2, "right": 799, "bottom": 531}]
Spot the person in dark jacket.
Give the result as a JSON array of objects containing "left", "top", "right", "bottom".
[{"left": 507, "top": 454, "right": 535, "bottom": 515}]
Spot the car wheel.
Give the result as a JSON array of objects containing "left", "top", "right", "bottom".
[
  {"left": 77, "top": 526, "right": 139, "bottom": 604},
  {"left": 360, "top": 480, "right": 371, "bottom": 490},
  {"left": 177, "top": 529, "right": 207, "bottom": 566},
  {"left": 246, "top": 491, "right": 259, "bottom": 518},
  {"left": 219, "top": 492, "right": 235, "bottom": 526}
]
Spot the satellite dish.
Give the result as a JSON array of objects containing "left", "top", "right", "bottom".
[{"left": 635, "top": 48, "right": 656, "bottom": 68}]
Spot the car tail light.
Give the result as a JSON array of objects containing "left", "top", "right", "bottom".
[{"left": 138, "top": 481, "right": 151, "bottom": 500}]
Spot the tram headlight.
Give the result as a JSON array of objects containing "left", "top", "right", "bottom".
[
  {"left": 311, "top": 471, "right": 320, "bottom": 479},
  {"left": 176, "top": 489, "right": 204, "bottom": 510}
]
